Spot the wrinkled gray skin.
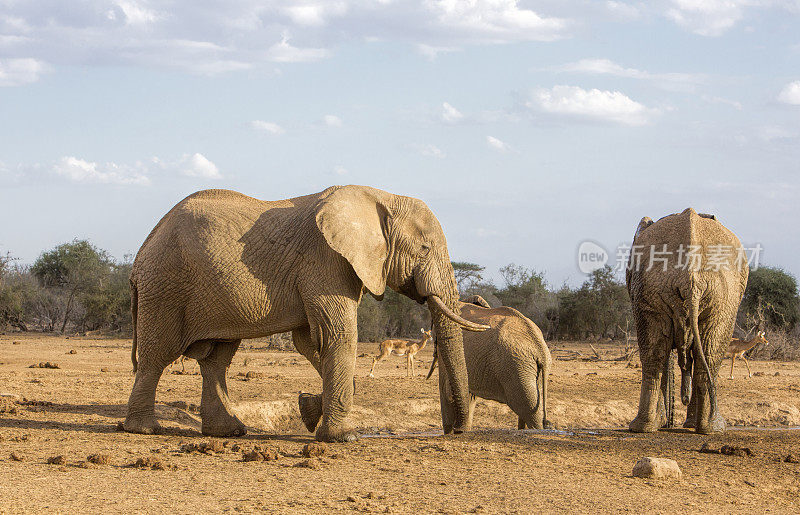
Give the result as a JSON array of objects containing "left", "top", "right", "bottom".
[
  {"left": 124, "top": 185, "right": 487, "bottom": 442},
  {"left": 432, "top": 296, "right": 552, "bottom": 432},
  {"left": 627, "top": 208, "right": 748, "bottom": 435}
]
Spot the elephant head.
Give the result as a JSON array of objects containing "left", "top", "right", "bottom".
[{"left": 315, "top": 185, "right": 488, "bottom": 433}]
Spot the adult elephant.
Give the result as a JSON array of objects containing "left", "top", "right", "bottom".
[
  {"left": 430, "top": 295, "right": 552, "bottom": 432},
  {"left": 124, "top": 186, "right": 488, "bottom": 442},
  {"left": 627, "top": 208, "right": 748, "bottom": 435}
]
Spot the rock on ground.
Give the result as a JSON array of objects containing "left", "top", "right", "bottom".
[{"left": 632, "top": 457, "right": 682, "bottom": 480}]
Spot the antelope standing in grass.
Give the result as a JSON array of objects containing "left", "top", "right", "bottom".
[
  {"left": 726, "top": 331, "right": 768, "bottom": 379},
  {"left": 369, "top": 328, "right": 432, "bottom": 378}
]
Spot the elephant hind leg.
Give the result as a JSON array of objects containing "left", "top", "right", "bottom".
[
  {"left": 197, "top": 339, "right": 246, "bottom": 437},
  {"left": 124, "top": 360, "right": 166, "bottom": 435}
]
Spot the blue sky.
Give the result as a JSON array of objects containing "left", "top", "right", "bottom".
[{"left": 1, "top": 1, "right": 799, "bottom": 287}]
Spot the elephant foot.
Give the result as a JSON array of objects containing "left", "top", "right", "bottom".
[
  {"left": 315, "top": 423, "right": 358, "bottom": 443},
  {"left": 201, "top": 412, "right": 247, "bottom": 437},
  {"left": 298, "top": 392, "right": 323, "bottom": 433},
  {"left": 629, "top": 415, "right": 660, "bottom": 433},
  {"left": 695, "top": 412, "right": 725, "bottom": 435},
  {"left": 543, "top": 419, "right": 555, "bottom": 430},
  {"left": 123, "top": 414, "right": 162, "bottom": 435}
]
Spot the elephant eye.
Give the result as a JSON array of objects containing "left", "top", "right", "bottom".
[{"left": 419, "top": 244, "right": 431, "bottom": 257}]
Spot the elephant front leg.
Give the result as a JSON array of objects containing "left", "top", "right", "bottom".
[
  {"left": 308, "top": 306, "right": 359, "bottom": 443},
  {"left": 198, "top": 340, "right": 246, "bottom": 437}
]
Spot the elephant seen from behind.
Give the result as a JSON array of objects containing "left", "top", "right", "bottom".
[{"left": 626, "top": 208, "right": 748, "bottom": 434}]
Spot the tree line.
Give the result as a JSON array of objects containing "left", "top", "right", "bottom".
[{"left": 1, "top": 241, "right": 798, "bottom": 345}]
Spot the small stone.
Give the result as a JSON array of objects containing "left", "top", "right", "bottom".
[
  {"left": 10, "top": 452, "right": 23, "bottom": 462},
  {"left": 720, "top": 445, "right": 753, "bottom": 457},
  {"left": 12, "top": 341, "right": 20, "bottom": 345},
  {"left": 47, "top": 455, "right": 67, "bottom": 465},
  {"left": 131, "top": 456, "right": 165, "bottom": 470},
  {"left": 774, "top": 372, "right": 781, "bottom": 377},
  {"left": 784, "top": 454, "right": 799, "bottom": 463},
  {"left": 699, "top": 442, "right": 718, "bottom": 454},
  {"left": 68, "top": 349, "right": 77, "bottom": 355},
  {"left": 294, "top": 458, "right": 320, "bottom": 469},
  {"left": 302, "top": 441, "right": 328, "bottom": 458},
  {"left": 87, "top": 454, "right": 112, "bottom": 465},
  {"left": 242, "top": 450, "right": 264, "bottom": 462},
  {"left": 347, "top": 496, "right": 357, "bottom": 502},
  {"left": 101, "top": 368, "right": 109, "bottom": 373},
  {"left": 632, "top": 457, "right": 682, "bottom": 480}
]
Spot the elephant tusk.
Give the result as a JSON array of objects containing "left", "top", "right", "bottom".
[{"left": 427, "top": 295, "right": 490, "bottom": 332}]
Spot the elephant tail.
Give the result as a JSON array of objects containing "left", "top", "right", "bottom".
[
  {"left": 689, "top": 291, "right": 716, "bottom": 420},
  {"left": 130, "top": 279, "right": 138, "bottom": 374}
]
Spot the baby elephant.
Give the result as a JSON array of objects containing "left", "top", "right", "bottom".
[{"left": 429, "top": 295, "right": 552, "bottom": 432}]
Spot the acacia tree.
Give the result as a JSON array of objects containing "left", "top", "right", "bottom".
[
  {"left": 558, "top": 266, "right": 630, "bottom": 340},
  {"left": 30, "top": 240, "right": 114, "bottom": 333},
  {"left": 739, "top": 266, "right": 799, "bottom": 331},
  {"left": 451, "top": 261, "right": 485, "bottom": 292}
]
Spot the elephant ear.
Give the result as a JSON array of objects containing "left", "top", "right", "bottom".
[
  {"left": 315, "top": 186, "right": 390, "bottom": 297},
  {"left": 627, "top": 216, "right": 654, "bottom": 292},
  {"left": 633, "top": 216, "right": 653, "bottom": 242}
]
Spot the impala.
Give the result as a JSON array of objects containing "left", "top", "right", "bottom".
[
  {"left": 368, "top": 328, "right": 432, "bottom": 378},
  {"left": 726, "top": 331, "right": 768, "bottom": 379}
]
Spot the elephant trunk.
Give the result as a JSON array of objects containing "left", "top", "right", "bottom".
[
  {"left": 540, "top": 362, "right": 548, "bottom": 428},
  {"left": 427, "top": 296, "right": 472, "bottom": 433}
]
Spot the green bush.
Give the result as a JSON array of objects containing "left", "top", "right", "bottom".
[{"left": 739, "top": 266, "right": 799, "bottom": 331}]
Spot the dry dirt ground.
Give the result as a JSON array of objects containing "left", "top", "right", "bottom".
[{"left": 1, "top": 333, "right": 799, "bottom": 513}]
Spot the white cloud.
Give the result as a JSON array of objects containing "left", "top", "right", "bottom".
[
  {"left": 250, "top": 120, "right": 285, "bottom": 134},
  {"left": 333, "top": 165, "right": 348, "bottom": 175},
  {"left": 486, "top": 135, "right": 510, "bottom": 152},
  {"left": 417, "top": 144, "right": 446, "bottom": 158},
  {"left": 0, "top": 58, "right": 50, "bottom": 86},
  {"left": 778, "top": 81, "right": 800, "bottom": 105},
  {"left": 666, "top": 0, "right": 747, "bottom": 36},
  {"left": 702, "top": 94, "right": 743, "bottom": 110},
  {"left": 266, "top": 34, "right": 331, "bottom": 63},
  {"left": 526, "top": 85, "right": 659, "bottom": 126},
  {"left": 18, "top": 152, "right": 223, "bottom": 186},
  {"left": 441, "top": 102, "right": 464, "bottom": 123},
  {"left": 179, "top": 153, "right": 221, "bottom": 179},
  {"left": 416, "top": 44, "right": 461, "bottom": 61},
  {"left": 323, "top": 114, "right": 343, "bottom": 127},
  {"left": 605, "top": 1, "right": 643, "bottom": 20},
  {"left": 0, "top": 1, "right": 569, "bottom": 77},
  {"left": 551, "top": 58, "right": 706, "bottom": 90},
  {"left": 427, "top": 0, "right": 569, "bottom": 42},
  {"left": 52, "top": 156, "right": 151, "bottom": 186}
]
